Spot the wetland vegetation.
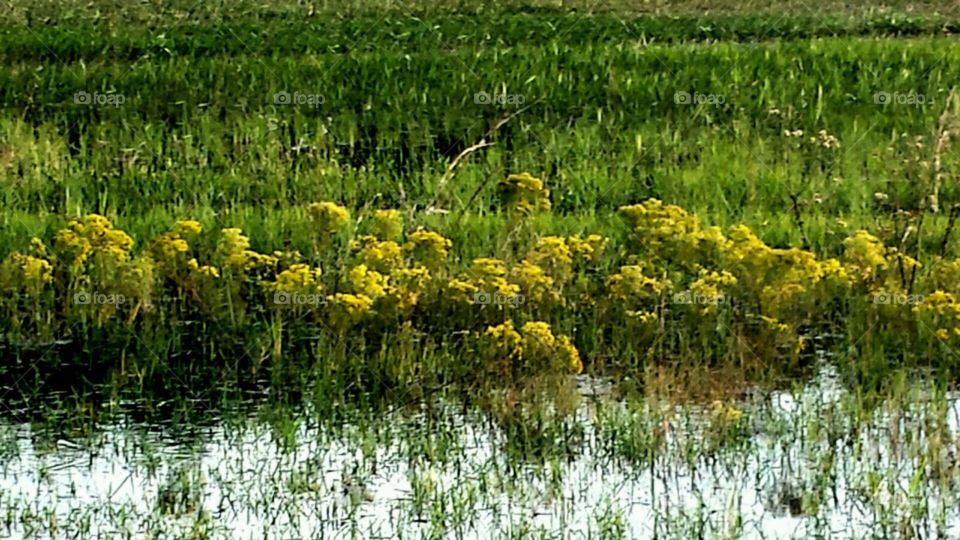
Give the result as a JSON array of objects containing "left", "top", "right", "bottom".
[{"left": 2, "top": 0, "right": 960, "bottom": 537}]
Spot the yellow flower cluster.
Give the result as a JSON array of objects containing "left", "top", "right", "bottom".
[
  {"left": 404, "top": 229, "right": 452, "bottom": 269},
  {"left": 153, "top": 233, "right": 189, "bottom": 261},
  {"left": 933, "top": 259, "right": 960, "bottom": 292},
  {"left": 328, "top": 292, "right": 375, "bottom": 324},
  {"left": 521, "top": 321, "right": 556, "bottom": 356},
  {"left": 481, "top": 320, "right": 523, "bottom": 360},
  {"left": 688, "top": 269, "right": 737, "bottom": 314},
  {"left": 725, "top": 224, "right": 772, "bottom": 278},
  {"left": 445, "top": 278, "right": 480, "bottom": 304},
  {"left": 479, "top": 320, "right": 582, "bottom": 374},
  {"left": 14, "top": 196, "right": 960, "bottom": 376},
  {"left": 371, "top": 209, "right": 403, "bottom": 240},
  {"left": 606, "top": 265, "right": 665, "bottom": 301},
  {"left": 842, "top": 230, "right": 890, "bottom": 282},
  {"left": 915, "top": 290, "right": 960, "bottom": 341},
  {"left": 351, "top": 235, "right": 403, "bottom": 273},
  {"left": 510, "top": 260, "right": 557, "bottom": 305},
  {"left": 0, "top": 251, "right": 53, "bottom": 295},
  {"left": 272, "top": 263, "right": 323, "bottom": 295},
  {"left": 384, "top": 265, "right": 431, "bottom": 314},
  {"left": 711, "top": 400, "right": 744, "bottom": 424},
  {"left": 347, "top": 264, "right": 389, "bottom": 300},
  {"left": 498, "top": 172, "right": 551, "bottom": 214},
  {"left": 307, "top": 201, "right": 350, "bottom": 235},
  {"left": 463, "top": 257, "right": 520, "bottom": 304},
  {"left": 526, "top": 236, "right": 573, "bottom": 280},
  {"left": 217, "top": 228, "right": 277, "bottom": 272},
  {"left": 706, "top": 400, "right": 746, "bottom": 444},
  {"left": 187, "top": 258, "right": 220, "bottom": 279},
  {"left": 566, "top": 234, "right": 607, "bottom": 263},
  {"left": 342, "top": 225, "right": 446, "bottom": 319},
  {"left": 612, "top": 203, "right": 873, "bottom": 351},
  {"left": 619, "top": 199, "right": 707, "bottom": 263},
  {"left": 472, "top": 257, "right": 507, "bottom": 279},
  {"left": 54, "top": 214, "right": 134, "bottom": 268},
  {"left": 556, "top": 334, "right": 583, "bottom": 374},
  {"left": 175, "top": 220, "right": 202, "bottom": 238},
  {"left": 626, "top": 309, "right": 658, "bottom": 325},
  {"left": 147, "top": 220, "right": 217, "bottom": 283},
  {"left": 115, "top": 255, "right": 156, "bottom": 310}
]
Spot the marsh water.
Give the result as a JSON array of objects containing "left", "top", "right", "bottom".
[{"left": 2, "top": 363, "right": 959, "bottom": 539}]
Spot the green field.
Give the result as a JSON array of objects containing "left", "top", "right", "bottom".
[{"left": 3, "top": 2, "right": 960, "bottom": 538}]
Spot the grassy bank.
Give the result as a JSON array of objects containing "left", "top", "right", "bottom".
[{"left": 3, "top": 1, "right": 960, "bottom": 396}]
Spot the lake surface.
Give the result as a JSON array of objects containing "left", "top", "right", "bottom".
[{"left": 1, "top": 363, "right": 959, "bottom": 539}]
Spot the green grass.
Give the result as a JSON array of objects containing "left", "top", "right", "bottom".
[
  {"left": 3, "top": 35, "right": 960, "bottom": 246},
  {"left": 3, "top": 0, "right": 960, "bottom": 395}
]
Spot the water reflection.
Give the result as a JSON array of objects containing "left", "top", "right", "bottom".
[{"left": 1, "top": 365, "right": 959, "bottom": 539}]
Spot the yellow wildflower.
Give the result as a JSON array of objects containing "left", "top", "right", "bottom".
[
  {"left": 445, "top": 278, "right": 480, "bottom": 304},
  {"left": 606, "top": 265, "right": 665, "bottom": 300},
  {"left": 520, "top": 321, "right": 557, "bottom": 359},
  {"left": 626, "top": 309, "right": 659, "bottom": 324},
  {"left": 759, "top": 315, "right": 791, "bottom": 333},
  {"left": 175, "top": 220, "right": 202, "bottom": 238},
  {"left": 711, "top": 401, "right": 744, "bottom": 424},
  {"left": 481, "top": 320, "right": 523, "bottom": 360},
  {"left": 556, "top": 334, "right": 583, "bottom": 374},
  {"left": 686, "top": 269, "right": 736, "bottom": 314},
  {"left": 151, "top": 232, "right": 190, "bottom": 265},
  {"left": 393, "top": 265, "right": 431, "bottom": 291},
  {"left": 498, "top": 172, "right": 551, "bottom": 214},
  {"left": 566, "top": 234, "right": 607, "bottom": 263},
  {"left": 350, "top": 235, "right": 403, "bottom": 273},
  {"left": 307, "top": 201, "right": 350, "bottom": 234},
  {"left": 471, "top": 258, "right": 508, "bottom": 280},
  {"left": 842, "top": 230, "right": 889, "bottom": 281},
  {"left": 619, "top": 199, "right": 703, "bottom": 261},
  {"left": 381, "top": 265, "right": 432, "bottom": 314},
  {"left": 273, "top": 263, "right": 323, "bottom": 293},
  {"left": 1, "top": 251, "right": 53, "bottom": 295},
  {"left": 404, "top": 229, "right": 452, "bottom": 268},
  {"left": 29, "top": 237, "right": 49, "bottom": 258},
  {"left": 329, "top": 293, "right": 374, "bottom": 323},
  {"left": 371, "top": 209, "right": 403, "bottom": 240},
  {"left": 216, "top": 228, "right": 277, "bottom": 272},
  {"left": 526, "top": 236, "right": 573, "bottom": 280},
  {"left": 271, "top": 250, "right": 303, "bottom": 267},
  {"left": 347, "top": 264, "right": 389, "bottom": 300},
  {"left": 187, "top": 258, "right": 220, "bottom": 279},
  {"left": 510, "top": 260, "right": 556, "bottom": 305},
  {"left": 54, "top": 214, "right": 133, "bottom": 268}
]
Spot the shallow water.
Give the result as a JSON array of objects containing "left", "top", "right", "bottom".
[{"left": 1, "top": 364, "right": 959, "bottom": 539}]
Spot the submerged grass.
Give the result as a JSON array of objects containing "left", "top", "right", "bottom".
[{"left": 2, "top": 365, "right": 958, "bottom": 539}]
